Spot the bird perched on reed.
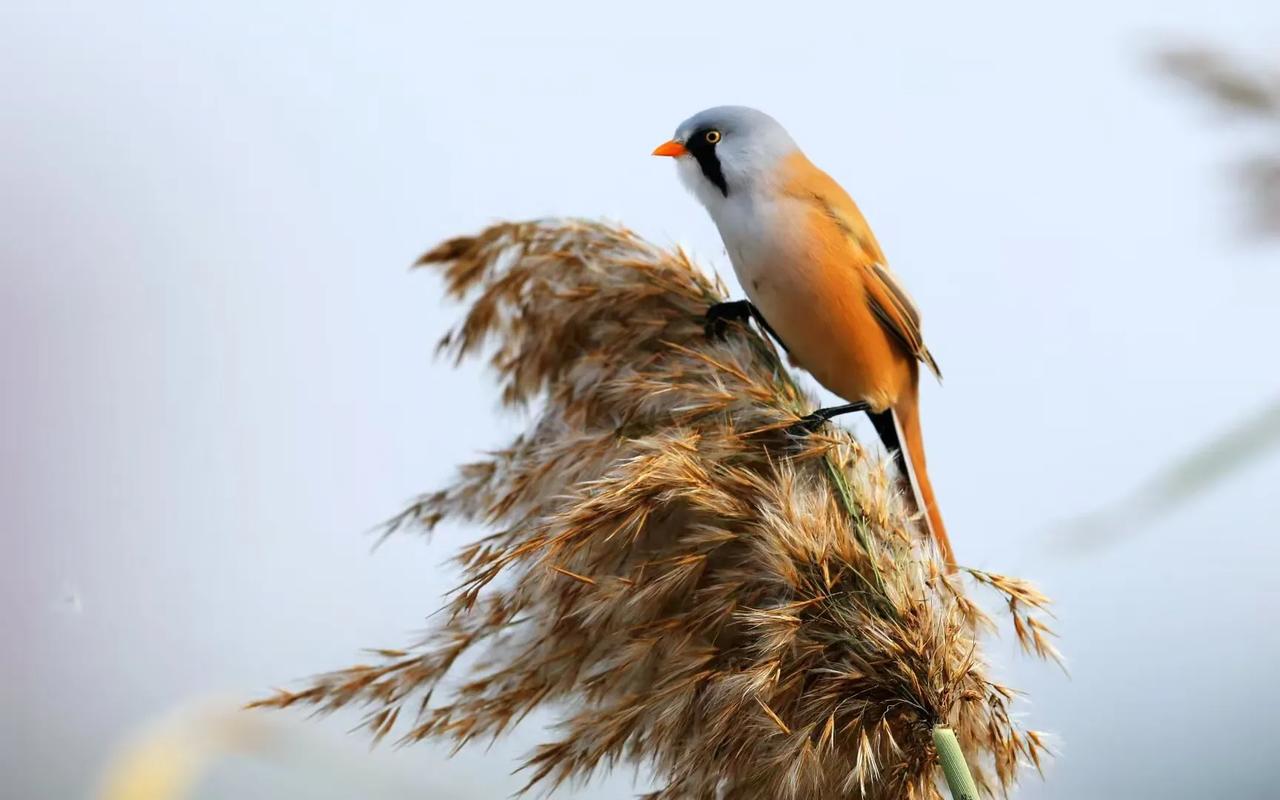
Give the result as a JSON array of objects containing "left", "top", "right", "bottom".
[
  {"left": 654, "top": 107, "right": 953, "bottom": 569},
  {"left": 252, "top": 220, "right": 1056, "bottom": 800}
]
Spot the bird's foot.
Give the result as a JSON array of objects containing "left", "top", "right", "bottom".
[
  {"left": 703, "top": 300, "right": 755, "bottom": 339},
  {"left": 787, "top": 402, "right": 872, "bottom": 435},
  {"left": 788, "top": 414, "right": 830, "bottom": 436}
]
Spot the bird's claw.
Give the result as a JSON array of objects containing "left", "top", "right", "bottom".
[
  {"left": 787, "top": 412, "right": 830, "bottom": 436},
  {"left": 703, "top": 300, "right": 754, "bottom": 339},
  {"left": 786, "top": 402, "right": 871, "bottom": 436}
]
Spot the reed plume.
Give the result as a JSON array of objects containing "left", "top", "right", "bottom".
[{"left": 254, "top": 219, "right": 1057, "bottom": 799}]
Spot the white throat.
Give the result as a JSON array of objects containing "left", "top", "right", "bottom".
[
  {"left": 665, "top": 106, "right": 804, "bottom": 299},
  {"left": 680, "top": 153, "right": 798, "bottom": 282}
]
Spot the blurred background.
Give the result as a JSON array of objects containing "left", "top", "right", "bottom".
[{"left": 3, "top": 2, "right": 1278, "bottom": 798}]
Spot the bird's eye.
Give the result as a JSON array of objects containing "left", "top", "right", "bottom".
[{"left": 705, "top": 130, "right": 721, "bottom": 144}]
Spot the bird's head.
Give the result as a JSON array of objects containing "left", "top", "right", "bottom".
[{"left": 653, "top": 106, "right": 798, "bottom": 209}]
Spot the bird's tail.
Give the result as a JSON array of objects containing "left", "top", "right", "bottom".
[{"left": 868, "top": 390, "right": 954, "bottom": 571}]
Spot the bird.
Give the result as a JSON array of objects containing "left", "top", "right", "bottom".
[{"left": 653, "top": 106, "right": 954, "bottom": 569}]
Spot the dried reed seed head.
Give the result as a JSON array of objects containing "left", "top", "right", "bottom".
[{"left": 255, "top": 219, "right": 1057, "bottom": 799}]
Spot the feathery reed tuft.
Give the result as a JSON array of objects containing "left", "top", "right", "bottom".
[{"left": 254, "top": 220, "right": 1057, "bottom": 799}]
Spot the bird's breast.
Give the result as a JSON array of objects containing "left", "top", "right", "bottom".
[
  {"left": 713, "top": 196, "right": 800, "bottom": 298},
  {"left": 713, "top": 198, "right": 909, "bottom": 410},
  {"left": 716, "top": 197, "right": 820, "bottom": 315}
]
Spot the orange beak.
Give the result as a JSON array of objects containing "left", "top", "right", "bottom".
[{"left": 652, "top": 139, "right": 687, "bottom": 157}]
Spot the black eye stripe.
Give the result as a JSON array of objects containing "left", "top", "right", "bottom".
[{"left": 686, "top": 127, "right": 728, "bottom": 196}]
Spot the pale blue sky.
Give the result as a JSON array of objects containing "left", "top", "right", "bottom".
[{"left": 3, "top": 2, "right": 1279, "bottom": 797}]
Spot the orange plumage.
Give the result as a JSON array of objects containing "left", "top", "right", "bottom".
[
  {"left": 657, "top": 106, "right": 954, "bottom": 568},
  {"left": 757, "top": 153, "right": 953, "bottom": 568}
]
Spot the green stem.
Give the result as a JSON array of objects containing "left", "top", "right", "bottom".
[
  {"left": 820, "top": 457, "right": 889, "bottom": 601},
  {"left": 932, "top": 726, "right": 979, "bottom": 800}
]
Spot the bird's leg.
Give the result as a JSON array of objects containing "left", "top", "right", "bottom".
[
  {"left": 704, "top": 301, "right": 864, "bottom": 433},
  {"left": 791, "top": 401, "right": 872, "bottom": 433},
  {"left": 704, "top": 300, "right": 755, "bottom": 339},
  {"left": 704, "top": 299, "right": 792, "bottom": 354}
]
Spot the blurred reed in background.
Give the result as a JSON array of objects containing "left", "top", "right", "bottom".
[
  {"left": 96, "top": 697, "right": 433, "bottom": 800},
  {"left": 1057, "top": 46, "right": 1280, "bottom": 550}
]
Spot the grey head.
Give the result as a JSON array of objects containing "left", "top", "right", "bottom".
[{"left": 657, "top": 106, "right": 800, "bottom": 206}]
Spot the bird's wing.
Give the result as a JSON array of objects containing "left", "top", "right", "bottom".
[
  {"left": 791, "top": 164, "right": 942, "bottom": 380},
  {"left": 864, "top": 262, "right": 942, "bottom": 380}
]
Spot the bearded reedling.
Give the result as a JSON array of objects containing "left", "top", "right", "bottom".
[{"left": 655, "top": 107, "right": 953, "bottom": 569}]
